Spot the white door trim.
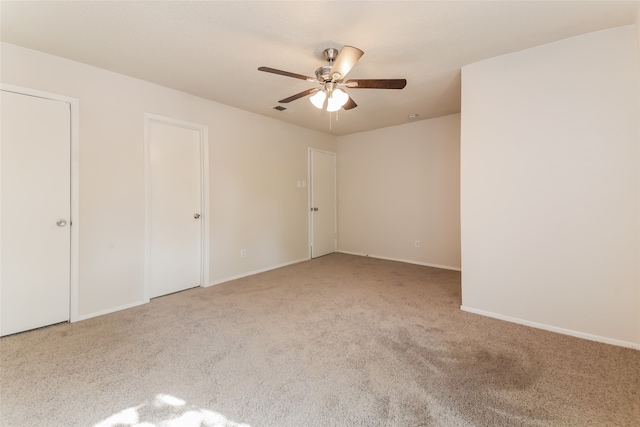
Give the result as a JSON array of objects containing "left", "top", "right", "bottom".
[
  {"left": 1, "top": 83, "right": 80, "bottom": 322},
  {"left": 143, "top": 113, "right": 209, "bottom": 302},
  {"left": 308, "top": 148, "right": 337, "bottom": 258}
]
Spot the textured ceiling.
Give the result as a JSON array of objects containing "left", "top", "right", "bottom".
[{"left": 1, "top": 1, "right": 638, "bottom": 136}]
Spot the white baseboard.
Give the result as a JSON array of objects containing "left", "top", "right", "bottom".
[
  {"left": 207, "top": 257, "right": 310, "bottom": 287},
  {"left": 75, "top": 259, "right": 310, "bottom": 321},
  {"left": 337, "top": 250, "right": 461, "bottom": 272},
  {"left": 76, "top": 300, "right": 147, "bottom": 322},
  {"left": 460, "top": 305, "right": 640, "bottom": 350}
]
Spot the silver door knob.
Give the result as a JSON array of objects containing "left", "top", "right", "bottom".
[
  {"left": 56, "top": 219, "right": 67, "bottom": 227},
  {"left": 194, "top": 213, "right": 201, "bottom": 219}
]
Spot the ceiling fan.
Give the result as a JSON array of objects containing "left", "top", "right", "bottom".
[{"left": 258, "top": 46, "right": 407, "bottom": 112}]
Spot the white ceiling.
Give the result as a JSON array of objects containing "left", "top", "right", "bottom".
[{"left": 1, "top": 1, "right": 638, "bottom": 136}]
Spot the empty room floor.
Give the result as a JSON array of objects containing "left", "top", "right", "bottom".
[{"left": 1, "top": 253, "right": 639, "bottom": 426}]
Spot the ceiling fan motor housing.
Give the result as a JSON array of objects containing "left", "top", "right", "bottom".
[{"left": 315, "top": 65, "right": 334, "bottom": 82}]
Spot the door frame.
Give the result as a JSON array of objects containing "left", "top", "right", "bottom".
[
  {"left": 1, "top": 83, "right": 80, "bottom": 322},
  {"left": 143, "top": 113, "right": 209, "bottom": 302},
  {"left": 308, "top": 148, "right": 337, "bottom": 258}
]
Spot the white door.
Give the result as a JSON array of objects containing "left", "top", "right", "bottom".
[
  {"left": 310, "top": 150, "right": 336, "bottom": 258},
  {"left": 1, "top": 90, "right": 71, "bottom": 336},
  {"left": 148, "top": 120, "right": 203, "bottom": 298}
]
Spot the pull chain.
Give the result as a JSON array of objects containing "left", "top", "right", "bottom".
[{"left": 328, "top": 110, "right": 340, "bottom": 131}]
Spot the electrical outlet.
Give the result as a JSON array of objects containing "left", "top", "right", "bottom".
[
  {"left": 415, "top": 240, "right": 420, "bottom": 248},
  {"left": 240, "top": 249, "right": 246, "bottom": 258}
]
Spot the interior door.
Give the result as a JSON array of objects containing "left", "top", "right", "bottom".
[
  {"left": 310, "top": 150, "right": 336, "bottom": 258},
  {"left": 148, "top": 120, "right": 202, "bottom": 298},
  {"left": 1, "top": 90, "right": 71, "bottom": 336}
]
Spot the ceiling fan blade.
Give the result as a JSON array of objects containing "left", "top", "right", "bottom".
[
  {"left": 278, "top": 88, "right": 320, "bottom": 103},
  {"left": 258, "top": 67, "right": 316, "bottom": 82},
  {"left": 343, "top": 96, "right": 357, "bottom": 110},
  {"left": 345, "top": 79, "right": 407, "bottom": 89},
  {"left": 330, "top": 46, "right": 364, "bottom": 81}
]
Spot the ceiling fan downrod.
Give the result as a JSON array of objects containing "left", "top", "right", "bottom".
[{"left": 315, "top": 48, "right": 339, "bottom": 82}]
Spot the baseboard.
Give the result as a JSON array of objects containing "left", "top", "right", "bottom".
[
  {"left": 337, "top": 250, "right": 461, "bottom": 272},
  {"left": 76, "top": 259, "right": 310, "bottom": 320},
  {"left": 460, "top": 305, "right": 640, "bottom": 350},
  {"left": 207, "top": 257, "right": 310, "bottom": 287},
  {"left": 76, "top": 300, "right": 147, "bottom": 322}
]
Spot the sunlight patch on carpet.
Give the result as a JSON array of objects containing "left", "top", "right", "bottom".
[{"left": 93, "top": 394, "right": 251, "bottom": 427}]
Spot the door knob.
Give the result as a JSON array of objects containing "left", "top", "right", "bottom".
[
  {"left": 194, "top": 213, "right": 201, "bottom": 219},
  {"left": 56, "top": 219, "right": 67, "bottom": 227},
  {"left": 312, "top": 207, "right": 319, "bottom": 211}
]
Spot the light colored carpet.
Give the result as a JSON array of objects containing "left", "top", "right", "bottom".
[{"left": 1, "top": 253, "right": 639, "bottom": 426}]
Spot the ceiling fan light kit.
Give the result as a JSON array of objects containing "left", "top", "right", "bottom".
[
  {"left": 259, "top": 45, "right": 407, "bottom": 115},
  {"left": 309, "top": 90, "right": 326, "bottom": 109},
  {"left": 326, "top": 88, "right": 349, "bottom": 112},
  {"left": 310, "top": 81, "right": 349, "bottom": 111}
]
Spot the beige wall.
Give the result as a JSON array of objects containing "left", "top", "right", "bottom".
[
  {"left": 460, "top": 26, "right": 640, "bottom": 348},
  {"left": 636, "top": 6, "right": 640, "bottom": 342},
  {"left": 337, "top": 115, "right": 461, "bottom": 270},
  {"left": 1, "top": 43, "right": 336, "bottom": 319}
]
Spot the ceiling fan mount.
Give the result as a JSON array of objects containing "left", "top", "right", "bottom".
[
  {"left": 315, "top": 48, "right": 345, "bottom": 82},
  {"left": 322, "top": 47, "right": 339, "bottom": 62},
  {"left": 258, "top": 45, "right": 407, "bottom": 112}
]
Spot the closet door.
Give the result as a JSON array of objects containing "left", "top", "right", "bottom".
[
  {"left": 1, "top": 90, "right": 71, "bottom": 336},
  {"left": 147, "top": 120, "right": 203, "bottom": 298},
  {"left": 310, "top": 150, "right": 336, "bottom": 258}
]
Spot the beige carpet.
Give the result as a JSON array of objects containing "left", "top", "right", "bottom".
[{"left": 1, "top": 253, "right": 639, "bottom": 426}]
